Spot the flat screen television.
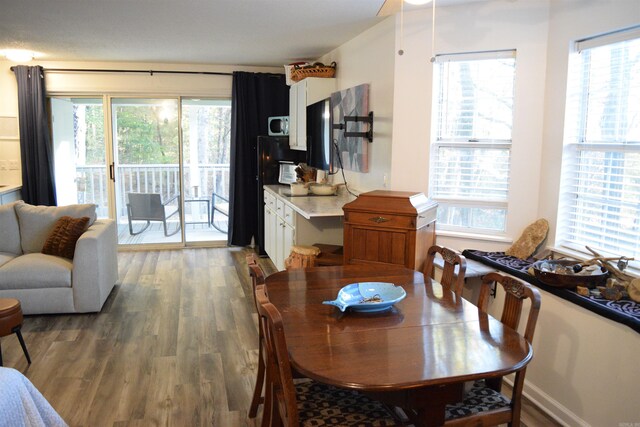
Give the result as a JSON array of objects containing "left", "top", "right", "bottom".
[{"left": 306, "top": 98, "right": 332, "bottom": 171}]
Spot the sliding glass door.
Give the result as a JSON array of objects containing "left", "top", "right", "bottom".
[
  {"left": 181, "top": 99, "right": 231, "bottom": 242},
  {"left": 50, "top": 95, "right": 231, "bottom": 246},
  {"left": 111, "top": 98, "right": 182, "bottom": 244},
  {"left": 51, "top": 97, "right": 110, "bottom": 218}
]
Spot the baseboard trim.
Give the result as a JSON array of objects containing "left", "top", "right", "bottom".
[{"left": 503, "top": 377, "right": 590, "bottom": 427}]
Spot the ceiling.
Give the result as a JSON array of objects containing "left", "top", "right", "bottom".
[
  {"left": 0, "top": 0, "right": 394, "bottom": 67},
  {"left": 0, "top": 0, "right": 487, "bottom": 67}
]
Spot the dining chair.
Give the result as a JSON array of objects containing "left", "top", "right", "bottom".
[
  {"left": 254, "top": 285, "right": 399, "bottom": 427},
  {"left": 443, "top": 272, "right": 541, "bottom": 427},
  {"left": 247, "top": 253, "right": 267, "bottom": 419},
  {"left": 423, "top": 245, "right": 467, "bottom": 297}
]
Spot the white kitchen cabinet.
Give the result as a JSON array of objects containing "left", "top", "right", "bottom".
[
  {"left": 264, "top": 191, "right": 277, "bottom": 261},
  {"left": 289, "top": 77, "right": 336, "bottom": 151},
  {"left": 264, "top": 193, "right": 297, "bottom": 270},
  {"left": 263, "top": 186, "right": 346, "bottom": 271},
  {"left": 264, "top": 206, "right": 276, "bottom": 261},
  {"left": 281, "top": 221, "right": 294, "bottom": 269}
]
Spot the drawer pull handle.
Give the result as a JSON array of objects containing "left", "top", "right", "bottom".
[{"left": 369, "top": 216, "right": 390, "bottom": 223}]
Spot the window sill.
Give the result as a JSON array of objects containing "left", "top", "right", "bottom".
[
  {"left": 436, "top": 229, "right": 513, "bottom": 244},
  {"left": 462, "top": 249, "right": 640, "bottom": 333}
]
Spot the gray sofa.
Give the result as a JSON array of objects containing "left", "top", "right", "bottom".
[{"left": 0, "top": 201, "right": 118, "bottom": 315}]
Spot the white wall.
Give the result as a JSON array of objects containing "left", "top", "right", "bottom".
[
  {"left": 533, "top": 5, "right": 640, "bottom": 423},
  {"left": 393, "top": 1, "right": 551, "bottom": 251},
  {"left": 392, "top": 1, "right": 640, "bottom": 426},
  {"left": 0, "top": 62, "right": 22, "bottom": 184},
  {"left": 318, "top": 17, "right": 396, "bottom": 193},
  {"left": 320, "top": 1, "right": 640, "bottom": 425}
]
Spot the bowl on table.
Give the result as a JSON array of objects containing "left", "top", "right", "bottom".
[{"left": 322, "top": 282, "right": 407, "bottom": 312}]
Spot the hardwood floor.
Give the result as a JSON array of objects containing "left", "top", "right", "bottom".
[{"left": 1, "top": 248, "right": 559, "bottom": 427}]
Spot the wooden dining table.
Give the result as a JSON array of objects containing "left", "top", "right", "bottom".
[{"left": 264, "top": 264, "right": 533, "bottom": 427}]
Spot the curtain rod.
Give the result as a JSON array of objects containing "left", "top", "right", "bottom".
[{"left": 9, "top": 67, "right": 234, "bottom": 76}]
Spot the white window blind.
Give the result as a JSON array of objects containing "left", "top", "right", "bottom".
[
  {"left": 430, "top": 50, "right": 516, "bottom": 232},
  {"left": 558, "top": 34, "right": 640, "bottom": 261}
]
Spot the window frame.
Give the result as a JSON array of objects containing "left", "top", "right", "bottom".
[
  {"left": 556, "top": 26, "right": 640, "bottom": 265},
  {"left": 429, "top": 49, "right": 517, "bottom": 235}
]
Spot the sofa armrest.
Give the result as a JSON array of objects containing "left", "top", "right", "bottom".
[{"left": 72, "top": 219, "right": 118, "bottom": 312}]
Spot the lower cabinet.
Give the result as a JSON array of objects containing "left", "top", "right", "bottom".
[
  {"left": 263, "top": 188, "right": 345, "bottom": 271},
  {"left": 265, "top": 202, "right": 278, "bottom": 262},
  {"left": 264, "top": 192, "right": 296, "bottom": 271},
  {"left": 280, "top": 221, "right": 294, "bottom": 270}
]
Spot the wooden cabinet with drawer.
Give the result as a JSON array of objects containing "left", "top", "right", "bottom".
[{"left": 342, "top": 190, "right": 437, "bottom": 271}]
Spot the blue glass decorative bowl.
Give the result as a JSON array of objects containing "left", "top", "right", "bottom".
[{"left": 322, "top": 282, "right": 407, "bottom": 313}]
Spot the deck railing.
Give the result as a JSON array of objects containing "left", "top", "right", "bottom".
[{"left": 75, "top": 164, "right": 230, "bottom": 219}]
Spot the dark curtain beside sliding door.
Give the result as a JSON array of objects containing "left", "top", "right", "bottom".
[
  {"left": 13, "top": 65, "right": 56, "bottom": 206},
  {"left": 228, "top": 72, "right": 289, "bottom": 246}
]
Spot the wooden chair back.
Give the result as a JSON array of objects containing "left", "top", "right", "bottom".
[
  {"left": 247, "top": 253, "right": 265, "bottom": 284},
  {"left": 247, "top": 253, "right": 267, "bottom": 308},
  {"left": 423, "top": 245, "right": 467, "bottom": 297},
  {"left": 477, "top": 272, "right": 541, "bottom": 344},
  {"left": 471, "top": 272, "right": 541, "bottom": 425},
  {"left": 246, "top": 253, "right": 268, "bottom": 419},
  {"left": 255, "top": 285, "right": 299, "bottom": 427}
]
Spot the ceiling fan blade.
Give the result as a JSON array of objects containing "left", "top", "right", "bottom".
[{"left": 377, "top": 0, "right": 402, "bottom": 16}]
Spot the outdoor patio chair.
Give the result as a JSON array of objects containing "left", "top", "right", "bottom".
[
  {"left": 210, "top": 191, "right": 229, "bottom": 233},
  {"left": 126, "top": 192, "right": 180, "bottom": 236}
]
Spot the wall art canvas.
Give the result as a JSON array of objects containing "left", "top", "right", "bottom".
[{"left": 331, "top": 83, "right": 369, "bottom": 173}]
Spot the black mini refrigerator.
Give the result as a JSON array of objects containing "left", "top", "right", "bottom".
[{"left": 256, "top": 136, "right": 305, "bottom": 255}]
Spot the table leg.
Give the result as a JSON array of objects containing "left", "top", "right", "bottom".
[{"left": 368, "top": 383, "right": 463, "bottom": 427}]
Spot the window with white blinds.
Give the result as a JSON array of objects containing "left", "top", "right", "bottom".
[
  {"left": 430, "top": 50, "right": 516, "bottom": 232},
  {"left": 558, "top": 29, "right": 640, "bottom": 261}
]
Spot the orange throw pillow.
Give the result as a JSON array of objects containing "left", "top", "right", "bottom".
[{"left": 42, "top": 216, "right": 90, "bottom": 259}]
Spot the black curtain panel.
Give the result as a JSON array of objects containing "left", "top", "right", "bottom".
[
  {"left": 13, "top": 65, "right": 56, "bottom": 206},
  {"left": 228, "top": 72, "right": 289, "bottom": 246}
]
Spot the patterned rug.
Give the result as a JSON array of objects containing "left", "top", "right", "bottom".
[
  {"left": 296, "top": 381, "right": 397, "bottom": 426},
  {"left": 462, "top": 250, "right": 640, "bottom": 334}
]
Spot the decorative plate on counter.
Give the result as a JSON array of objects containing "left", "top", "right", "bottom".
[{"left": 322, "top": 282, "right": 406, "bottom": 312}]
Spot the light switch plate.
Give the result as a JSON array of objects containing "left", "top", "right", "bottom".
[
  {"left": 9, "top": 160, "right": 19, "bottom": 170},
  {"left": 0, "top": 160, "right": 7, "bottom": 171}
]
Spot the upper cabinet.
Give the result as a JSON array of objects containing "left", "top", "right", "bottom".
[{"left": 289, "top": 78, "right": 336, "bottom": 151}]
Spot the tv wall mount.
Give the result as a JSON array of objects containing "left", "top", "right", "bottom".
[{"left": 333, "top": 111, "right": 374, "bottom": 143}]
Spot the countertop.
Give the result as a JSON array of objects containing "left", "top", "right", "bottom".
[
  {"left": 0, "top": 184, "right": 21, "bottom": 196},
  {"left": 264, "top": 184, "right": 356, "bottom": 219}
]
